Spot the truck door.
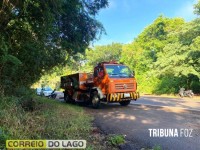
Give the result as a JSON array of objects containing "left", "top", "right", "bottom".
[{"left": 93, "top": 66, "right": 105, "bottom": 87}]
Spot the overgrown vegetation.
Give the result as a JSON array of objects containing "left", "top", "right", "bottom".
[
  {"left": 153, "top": 145, "right": 162, "bottom": 150},
  {"left": 0, "top": 93, "right": 115, "bottom": 149},
  {"left": 122, "top": 1, "right": 200, "bottom": 94},
  {"left": 121, "top": 11, "right": 200, "bottom": 94},
  {"left": 108, "top": 134, "right": 125, "bottom": 146},
  {"left": 0, "top": 0, "right": 108, "bottom": 95}
]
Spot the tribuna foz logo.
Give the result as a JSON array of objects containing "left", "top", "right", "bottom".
[{"left": 148, "top": 129, "right": 193, "bottom": 137}]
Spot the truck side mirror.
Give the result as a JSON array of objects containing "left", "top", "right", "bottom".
[
  {"left": 98, "top": 70, "right": 104, "bottom": 78},
  {"left": 132, "top": 71, "right": 135, "bottom": 77}
]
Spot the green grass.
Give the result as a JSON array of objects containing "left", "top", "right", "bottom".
[
  {"left": 0, "top": 95, "right": 114, "bottom": 149},
  {"left": 108, "top": 134, "right": 125, "bottom": 146},
  {"left": 141, "top": 145, "right": 162, "bottom": 150},
  {"left": 153, "top": 145, "right": 162, "bottom": 150}
]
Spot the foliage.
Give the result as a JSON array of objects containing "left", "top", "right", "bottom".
[
  {"left": 194, "top": 0, "right": 200, "bottom": 16},
  {"left": 86, "top": 42, "right": 123, "bottom": 66},
  {"left": 153, "top": 20, "right": 200, "bottom": 92},
  {"left": 0, "top": 127, "right": 10, "bottom": 149},
  {"left": 153, "top": 76, "right": 182, "bottom": 94},
  {"left": 0, "top": 0, "right": 108, "bottom": 94},
  {"left": 108, "top": 134, "right": 125, "bottom": 146},
  {"left": 155, "top": 43, "right": 191, "bottom": 77},
  {"left": 153, "top": 145, "right": 162, "bottom": 150},
  {"left": 121, "top": 16, "right": 186, "bottom": 93},
  {"left": 120, "top": 11, "right": 200, "bottom": 94},
  {"left": 32, "top": 52, "right": 90, "bottom": 89},
  {"left": 0, "top": 95, "right": 112, "bottom": 149}
]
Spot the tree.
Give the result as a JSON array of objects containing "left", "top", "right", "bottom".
[
  {"left": 120, "top": 16, "right": 185, "bottom": 93},
  {"left": 153, "top": 21, "right": 200, "bottom": 92},
  {"left": 189, "top": 36, "right": 200, "bottom": 76},
  {"left": 194, "top": 0, "right": 200, "bottom": 16},
  {"left": 86, "top": 43, "right": 122, "bottom": 67},
  {"left": 0, "top": 0, "right": 108, "bottom": 94}
]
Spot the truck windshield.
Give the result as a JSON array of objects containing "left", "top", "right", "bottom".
[{"left": 105, "top": 65, "right": 134, "bottom": 78}]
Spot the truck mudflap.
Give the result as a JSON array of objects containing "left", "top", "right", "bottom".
[{"left": 107, "top": 92, "right": 140, "bottom": 102}]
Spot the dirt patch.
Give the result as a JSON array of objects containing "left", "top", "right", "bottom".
[{"left": 87, "top": 123, "right": 119, "bottom": 150}]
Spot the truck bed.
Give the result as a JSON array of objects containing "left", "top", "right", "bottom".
[{"left": 60, "top": 73, "right": 93, "bottom": 90}]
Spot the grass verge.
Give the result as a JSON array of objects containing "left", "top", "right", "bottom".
[{"left": 0, "top": 95, "right": 116, "bottom": 149}]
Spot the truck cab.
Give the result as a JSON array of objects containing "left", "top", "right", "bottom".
[{"left": 93, "top": 61, "right": 139, "bottom": 105}]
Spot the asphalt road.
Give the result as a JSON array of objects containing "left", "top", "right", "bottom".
[
  {"left": 56, "top": 94, "right": 200, "bottom": 150},
  {"left": 132, "top": 95, "right": 200, "bottom": 111},
  {"left": 85, "top": 96, "right": 200, "bottom": 150}
]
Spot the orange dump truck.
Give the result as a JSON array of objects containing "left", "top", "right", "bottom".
[{"left": 60, "top": 61, "right": 139, "bottom": 108}]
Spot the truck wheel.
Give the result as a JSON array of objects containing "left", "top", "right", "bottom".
[
  {"left": 119, "top": 100, "right": 130, "bottom": 106},
  {"left": 92, "top": 94, "right": 100, "bottom": 109},
  {"left": 64, "top": 93, "right": 70, "bottom": 103}
]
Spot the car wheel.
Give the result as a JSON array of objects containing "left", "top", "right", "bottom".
[{"left": 52, "top": 94, "right": 57, "bottom": 99}]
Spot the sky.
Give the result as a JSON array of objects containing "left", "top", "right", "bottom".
[{"left": 93, "top": 0, "right": 198, "bottom": 46}]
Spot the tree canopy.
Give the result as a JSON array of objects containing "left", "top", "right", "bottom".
[
  {"left": 0, "top": 0, "right": 108, "bottom": 94},
  {"left": 120, "top": 13, "right": 200, "bottom": 93},
  {"left": 86, "top": 43, "right": 122, "bottom": 66}
]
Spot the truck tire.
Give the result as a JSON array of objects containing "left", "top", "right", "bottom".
[
  {"left": 119, "top": 100, "right": 130, "bottom": 106},
  {"left": 64, "top": 93, "right": 70, "bottom": 103},
  {"left": 92, "top": 94, "right": 100, "bottom": 109}
]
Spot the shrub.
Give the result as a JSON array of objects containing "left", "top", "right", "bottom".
[
  {"left": 108, "top": 134, "right": 125, "bottom": 146},
  {"left": 0, "top": 128, "right": 10, "bottom": 149}
]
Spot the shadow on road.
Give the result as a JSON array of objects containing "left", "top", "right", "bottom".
[
  {"left": 55, "top": 94, "right": 200, "bottom": 149},
  {"left": 85, "top": 103, "right": 200, "bottom": 150}
]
